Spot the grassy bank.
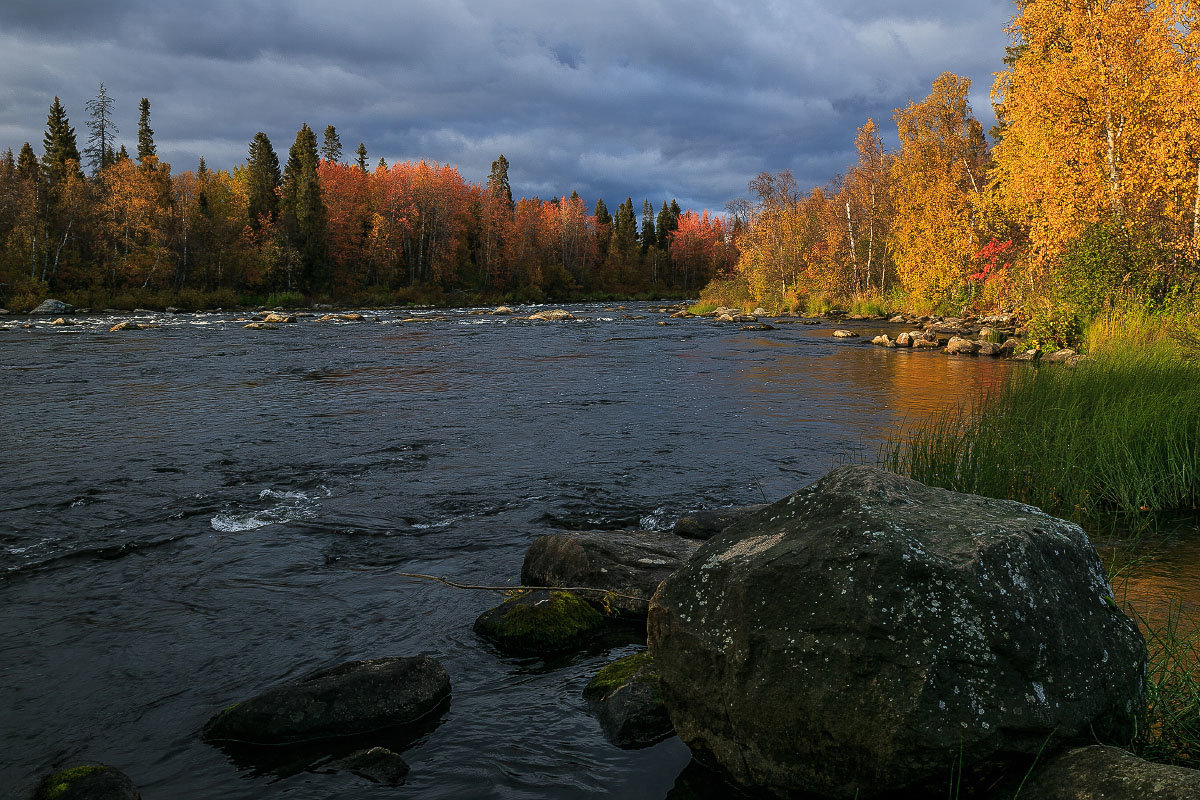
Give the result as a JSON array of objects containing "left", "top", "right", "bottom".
[{"left": 882, "top": 310, "right": 1200, "bottom": 520}]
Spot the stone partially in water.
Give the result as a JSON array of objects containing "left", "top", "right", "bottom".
[
  {"left": 945, "top": 336, "right": 980, "bottom": 355},
  {"left": 29, "top": 299, "right": 74, "bottom": 315},
  {"left": 1007, "top": 745, "right": 1200, "bottom": 799},
  {"left": 327, "top": 747, "right": 410, "bottom": 786},
  {"left": 527, "top": 309, "right": 576, "bottom": 321},
  {"left": 522, "top": 530, "right": 699, "bottom": 616},
  {"left": 648, "top": 465, "right": 1146, "bottom": 799},
  {"left": 832, "top": 329, "right": 858, "bottom": 338},
  {"left": 584, "top": 650, "right": 674, "bottom": 749},
  {"left": 474, "top": 589, "right": 604, "bottom": 655},
  {"left": 202, "top": 656, "right": 450, "bottom": 745},
  {"left": 33, "top": 764, "right": 140, "bottom": 800},
  {"left": 243, "top": 322, "right": 278, "bottom": 330},
  {"left": 262, "top": 312, "right": 296, "bottom": 323},
  {"left": 673, "top": 505, "right": 769, "bottom": 541}
]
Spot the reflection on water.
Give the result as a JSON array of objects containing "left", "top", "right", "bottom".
[{"left": 0, "top": 303, "right": 1192, "bottom": 798}]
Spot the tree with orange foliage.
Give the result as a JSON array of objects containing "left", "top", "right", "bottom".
[
  {"left": 669, "top": 210, "right": 730, "bottom": 290},
  {"left": 889, "top": 72, "right": 988, "bottom": 310}
]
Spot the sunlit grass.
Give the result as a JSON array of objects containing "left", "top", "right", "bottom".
[{"left": 882, "top": 310, "right": 1200, "bottom": 520}]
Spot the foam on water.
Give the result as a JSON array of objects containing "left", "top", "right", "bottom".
[{"left": 210, "top": 486, "right": 329, "bottom": 532}]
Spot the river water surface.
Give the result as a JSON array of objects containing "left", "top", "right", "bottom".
[{"left": 1, "top": 303, "right": 1190, "bottom": 798}]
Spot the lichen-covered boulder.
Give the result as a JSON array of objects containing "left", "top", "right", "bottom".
[
  {"left": 474, "top": 590, "right": 604, "bottom": 655},
  {"left": 1006, "top": 746, "right": 1200, "bottom": 799},
  {"left": 584, "top": 650, "right": 674, "bottom": 749},
  {"left": 33, "top": 764, "right": 140, "bottom": 800},
  {"left": 673, "top": 505, "right": 769, "bottom": 541},
  {"left": 527, "top": 308, "right": 575, "bottom": 321},
  {"left": 202, "top": 657, "right": 450, "bottom": 745},
  {"left": 648, "top": 465, "right": 1146, "bottom": 799},
  {"left": 522, "top": 530, "right": 699, "bottom": 616}
]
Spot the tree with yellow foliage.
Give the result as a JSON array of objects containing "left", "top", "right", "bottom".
[
  {"left": 889, "top": 72, "right": 988, "bottom": 311},
  {"left": 991, "top": 0, "right": 1200, "bottom": 274}
]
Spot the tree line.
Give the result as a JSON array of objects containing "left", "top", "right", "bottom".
[
  {"left": 715, "top": 0, "right": 1200, "bottom": 342},
  {"left": 0, "top": 96, "right": 734, "bottom": 309}
]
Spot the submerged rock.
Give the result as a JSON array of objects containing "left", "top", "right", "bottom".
[
  {"left": 739, "top": 323, "right": 774, "bottom": 331},
  {"left": 242, "top": 322, "right": 277, "bottom": 330},
  {"left": 527, "top": 308, "right": 576, "bottom": 321},
  {"left": 584, "top": 650, "right": 674, "bottom": 749},
  {"left": 649, "top": 465, "right": 1145, "bottom": 799},
  {"left": 327, "top": 747, "right": 410, "bottom": 786},
  {"left": 1007, "top": 745, "right": 1200, "bottom": 799},
  {"left": 29, "top": 299, "right": 74, "bottom": 315},
  {"left": 474, "top": 589, "right": 604, "bottom": 655},
  {"left": 673, "top": 505, "right": 769, "bottom": 541},
  {"left": 202, "top": 656, "right": 450, "bottom": 745},
  {"left": 493, "top": 306, "right": 515, "bottom": 315},
  {"left": 32, "top": 764, "right": 140, "bottom": 800},
  {"left": 522, "top": 530, "right": 699, "bottom": 616},
  {"left": 109, "top": 321, "right": 146, "bottom": 331}
]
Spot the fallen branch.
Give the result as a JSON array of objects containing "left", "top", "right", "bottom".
[{"left": 396, "top": 572, "right": 645, "bottom": 604}]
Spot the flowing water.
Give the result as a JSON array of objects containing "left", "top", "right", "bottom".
[{"left": 0, "top": 303, "right": 1187, "bottom": 798}]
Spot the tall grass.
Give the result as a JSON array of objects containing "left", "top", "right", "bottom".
[
  {"left": 1129, "top": 602, "right": 1200, "bottom": 765},
  {"left": 883, "top": 311, "right": 1200, "bottom": 519}
]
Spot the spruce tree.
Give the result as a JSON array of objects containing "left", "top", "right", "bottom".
[
  {"left": 84, "top": 83, "right": 118, "bottom": 173},
  {"left": 246, "top": 131, "right": 281, "bottom": 229},
  {"left": 321, "top": 125, "right": 342, "bottom": 163},
  {"left": 42, "top": 97, "right": 82, "bottom": 187},
  {"left": 116, "top": 144, "right": 129, "bottom": 162},
  {"left": 593, "top": 198, "right": 611, "bottom": 226},
  {"left": 377, "top": 157, "right": 387, "bottom": 170},
  {"left": 281, "top": 123, "right": 328, "bottom": 292},
  {"left": 656, "top": 201, "right": 672, "bottom": 250},
  {"left": 17, "top": 143, "right": 39, "bottom": 183},
  {"left": 487, "top": 154, "right": 513, "bottom": 209},
  {"left": 640, "top": 199, "right": 656, "bottom": 254},
  {"left": 355, "top": 142, "right": 368, "bottom": 172},
  {"left": 137, "top": 98, "right": 156, "bottom": 163}
]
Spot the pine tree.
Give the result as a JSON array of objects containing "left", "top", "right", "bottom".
[
  {"left": 246, "top": 131, "right": 281, "bottom": 229},
  {"left": 84, "top": 83, "right": 118, "bottom": 173},
  {"left": 487, "top": 154, "right": 514, "bottom": 209},
  {"left": 197, "top": 156, "right": 207, "bottom": 177},
  {"left": 281, "top": 123, "right": 328, "bottom": 292},
  {"left": 377, "top": 157, "right": 387, "bottom": 170},
  {"left": 137, "top": 98, "right": 156, "bottom": 163},
  {"left": 116, "top": 144, "right": 129, "bottom": 162},
  {"left": 656, "top": 201, "right": 673, "bottom": 250},
  {"left": 355, "top": 142, "right": 368, "bottom": 172},
  {"left": 42, "top": 97, "right": 82, "bottom": 187},
  {"left": 321, "top": 125, "right": 342, "bottom": 163},
  {"left": 640, "top": 199, "right": 656, "bottom": 254},
  {"left": 17, "top": 142, "right": 39, "bottom": 183},
  {"left": 593, "top": 198, "right": 611, "bottom": 226}
]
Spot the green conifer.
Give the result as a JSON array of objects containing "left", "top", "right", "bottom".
[
  {"left": 246, "top": 131, "right": 281, "bottom": 229},
  {"left": 321, "top": 125, "right": 342, "bottom": 162},
  {"left": 282, "top": 123, "right": 329, "bottom": 292},
  {"left": 137, "top": 98, "right": 156, "bottom": 163}
]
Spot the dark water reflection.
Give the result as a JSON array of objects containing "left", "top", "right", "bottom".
[{"left": 0, "top": 304, "right": 1191, "bottom": 798}]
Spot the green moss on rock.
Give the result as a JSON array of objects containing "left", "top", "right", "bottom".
[
  {"left": 586, "top": 650, "right": 659, "bottom": 700},
  {"left": 36, "top": 766, "right": 106, "bottom": 800},
  {"left": 474, "top": 590, "right": 604, "bottom": 655},
  {"left": 33, "top": 764, "right": 138, "bottom": 800}
]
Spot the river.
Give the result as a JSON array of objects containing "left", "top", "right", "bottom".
[{"left": 0, "top": 302, "right": 1187, "bottom": 798}]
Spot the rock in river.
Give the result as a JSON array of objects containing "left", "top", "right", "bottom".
[
  {"left": 474, "top": 589, "right": 605, "bottom": 655},
  {"left": 584, "top": 650, "right": 674, "bottom": 749},
  {"left": 832, "top": 329, "right": 858, "bottom": 338},
  {"left": 1007, "top": 745, "right": 1200, "bottom": 800},
  {"left": 673, "top": 505, "right": 769, "bottom": 541},
  {"left": 945, "top": 335, "right": 980, "bottom": 355},
  {"left": 202, "top": 656, "right": 451, "bottom": 745},
  {"left": 527, "top": 308, "right": 576, "bottom": 321},
  {"left": 29, "top": 298, "right": 74, "bottom": 315},
  {"left": 523, "top": 529, "right": 699, "bottom": 616},
  {"left": 327, "top": 746, "right": 411, "bottom": 786},
  {"left": 648, "top": 465, "right": 1146, "bottom": 799},
  {"left": 32, "top": 764, "right": 140, "bottom": 800}
]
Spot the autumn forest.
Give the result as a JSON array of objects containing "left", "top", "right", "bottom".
[{"left": 3, "top": 0, "right": 1199, "bottom": 345}]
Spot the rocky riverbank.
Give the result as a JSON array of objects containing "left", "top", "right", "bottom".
[{"left": 27, "top": 467, "right": 1191, "bottom": 798}]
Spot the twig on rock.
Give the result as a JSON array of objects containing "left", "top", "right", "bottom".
[{"left": 396, "top": 572, "right": 644, "bottom": 604}]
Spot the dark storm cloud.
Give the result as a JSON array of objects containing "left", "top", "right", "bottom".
[{"left": 0, "top": 0, "right": 1015, "bottom": 211}]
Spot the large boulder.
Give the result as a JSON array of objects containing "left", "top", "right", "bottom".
[
  {"left": 202, "top": 657, "right": 450, "bottom": 745},
  {"left": 584, "top": 650, "right": 674, "bottom": 749},
  {"left": 474, "top": 589, "right": 605, "bottom": 655},
  {"left": 32, "top": 765, "right": 139, "bottom": 800},
  {"left": 648, "top": 466, "right": 1146, "bottom": 799},
  {"left": 945, "top": 336, "right": 980, "bottom": 355},
  {"left": 29, "top": 299, "right": 74, "bottom": 315},
  {"left": 523, "top": 530, "right": 699, "bottom": 616},
  {"left": 1005, "top": 746, "right": 1200, "bottom": 799},
  {"left": 673, "top": 504, "right": 769, "bottom": 541}
]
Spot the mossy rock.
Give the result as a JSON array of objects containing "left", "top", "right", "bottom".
[
  {"left": 473, "top": 590, "right": 604, "bottom": 656},
  {"left": 584, "top": 650, "right": 674, "bottom": 748},
  {"left": 33, "top": 764, "right": 140, "bottom": 800}
]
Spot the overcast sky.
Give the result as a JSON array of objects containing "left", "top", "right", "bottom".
[{"left": 0, "top": 0, "right": 1015, "bottom": 212}]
